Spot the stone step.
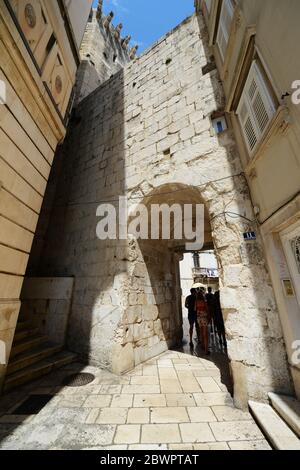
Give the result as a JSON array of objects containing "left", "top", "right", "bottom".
[
  {"left": 7, "top": 342, "right": 63, "bottom": 375},
  {"left": 10, "top": 335, "right": 48, "bottom": 359},
  {"left": 4, "top": 351, "right": 77, "bottom": 392},
  {"left": 14, "top": 327, "right": 40, "bottom": 343},
  {"left": 249, "top": 400, "right": 300, "bottom": 450},
  {"left": 268, "top": 393, "right": 300, "bottom": 438}
]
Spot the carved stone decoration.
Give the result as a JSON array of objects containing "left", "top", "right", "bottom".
[
  {"left": 291, "top": 236, "right": 300, "bottom": 273},
  {"left": 55, "top": 76, "right": 63, "bottom": 95},
  {"left": 233, "top": 11, "right": 242, "bottom": 34},
  {"left": 50, "top": 61, "right": 67, "bottom": 109},
  {"left": 25, "top": 3, "right": 36, "bottom": 29}
]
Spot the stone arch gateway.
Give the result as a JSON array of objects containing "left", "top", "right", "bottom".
[{"left": 31, "top": 13, "right": 292, "bottom": 407}]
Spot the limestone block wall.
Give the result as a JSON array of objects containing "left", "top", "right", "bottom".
[
  {"left": 37, "top": 13, "right": 292, "bottom": 406},
  {"left": 20, "top": 278, "right": 74, "bottom": 345},
  {"left": 75, "top": 8, "right": 131, "bottom": 105},
  {"left": 27, "top": 5, "right": 135, "bottom": 275},
  {"left": 35, "top": 70, "right": 128, "bottom": 372}
]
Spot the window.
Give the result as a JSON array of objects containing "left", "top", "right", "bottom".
[
  {"left": 204, "top": 0, "right": 212, "bottom": 14},
  {"left": 216, "top": 0, "right": 235, "bottom": 61},
  {"left": 237, "top": 61, "right": 277, "bottom": 155},
  {"left": 212, "top": 116, "right": 227, "bottom": 134},
  {"left": 193, "top": 253, "right": 200, "bottom": 269}
]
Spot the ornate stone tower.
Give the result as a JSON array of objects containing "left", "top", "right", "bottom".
[{"left": 74, "top": 0, "right": 137, "bottom": 105}]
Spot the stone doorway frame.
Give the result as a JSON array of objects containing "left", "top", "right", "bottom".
[{"left": 261, "top": 194, "right": 300, "bottom": 399}]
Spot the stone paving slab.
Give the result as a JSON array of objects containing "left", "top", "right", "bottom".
[
  {"left": 166, "top": 393, "right": 196, "bottom": 407},
  {"left": 228, "top": 440, "right": 272, "bottom": 450},
  {"left": 98, "top": 408, "right": 128, "bottom": 424},
  {"left": 0, "top": 350, "right": 271, "bottom": 450},
  {"left": 180, "top": 423, "right": 216, "bottom": 443},
  {"left": 141, "top": 424, "right": 181, "bottom": 444},
  {"left": 115, "top": 425, "right": 141, "bottom": 444},
  {"left": 55, "top": 423, "right": 116, "bottom": 449},
  {"left": 187, "top": 406, "right": 217, "bottom": 423},
  {"left": 127, "top": 408, "right": 150, "bottom": 424},
  {"left": 151, "top": 407, "right": 189, "bottom": 424},
  {"left": 210, "top": 421, "right": 265, "bottom": 442},
  {"left": 212, "top": 405, "right": 252, "bottom": 422}
]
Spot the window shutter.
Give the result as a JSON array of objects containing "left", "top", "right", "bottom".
[
  {"left": 216, "top": 25, "right": 227, "bottom": 61},
  {"left": 248, "top": 62, "right": 276, "bottom": 133},
  {"left": 217, "top": 0, "right": 235, "bottom": 61},
  {"left": 204, "top": 0, "right": 212, "bottom": 14},
  {"left": 237, "top": 94, "right": 259, "bottom": 153},
  {"left": 237, "top": 61, "right": 277, "bottom": 155}
]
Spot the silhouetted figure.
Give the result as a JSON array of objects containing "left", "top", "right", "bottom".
[
  {"left": 214, "top": 291, "right": 227, "bottom": 349},
  {"left": 206, "top": 287, "right": 215, "bottom": 317},
  {"left": 196, "top": 291, "right": 210, "bottom": 355},
  {"left": 185, "top": 288, "right": 198, "bottom": 348}
]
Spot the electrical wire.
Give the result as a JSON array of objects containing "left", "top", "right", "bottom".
[
  {"left": 210, "top": 211, "right": 255, "bottom": 223},
  {"left": 65, "top": 172, "right": 247, "bottom": 207}
]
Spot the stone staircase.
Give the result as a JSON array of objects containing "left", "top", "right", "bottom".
[
  {"left": 249, "top": 393, "right": 300, "bottom": 450},
  {"left": 4, "top": 319, "right": 77, "bottom": 392}
]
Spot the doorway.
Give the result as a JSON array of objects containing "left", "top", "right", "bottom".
[
  {"left": 279, "top": 221, "right": 300, "bottom": 396},
  {"left": 280, "top": 222, "right": 300, "bottom": 306},
  {"left": 179, "top": 249, "right": 233, "bottom": 395}
]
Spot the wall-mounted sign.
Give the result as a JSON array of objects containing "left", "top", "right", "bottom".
[
  {"left": 206, "top": 269, "right": 219, "bottom": 278},
  {"left": 282, "top": 279, "right": 295, "bottom": 297},
  {"left": 243, "top": 231, "right": 257, "bottom": 241},
  {"left": 194, "top": 268, "right": 219, "bottom": 278}
]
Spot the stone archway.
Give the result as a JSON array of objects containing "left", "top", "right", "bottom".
[
  {"left": 122, "top": 183, "right": 213, "bottom": 354},
  {"left": 113, "top": 180, "right": 291, "bottom": 408}
]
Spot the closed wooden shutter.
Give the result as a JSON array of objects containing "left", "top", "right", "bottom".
[
  {"left": 216, "top": 0, "right": 235, "bottom": 61},
  {"left": 204, "top": 0, "right": 212, "bottom": 14},
  {"left": 237, "top": 96, "right": 259, "bottom": 153},
  {"left": 237, "top": 61, "right": 276, "bottom": 155}
]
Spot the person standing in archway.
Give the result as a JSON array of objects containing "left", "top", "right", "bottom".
[
  {"left": 214, "top": 291, "right": 227, "bottom": 350},
  {"left": 206, "top": 287, "right": 215, "bottom": 317},
  {"left": 185, "top": 288, "right": 198, "bottom": 348},
  {"left": 196, "top": 290, "right": 210, "bottom": 355}
]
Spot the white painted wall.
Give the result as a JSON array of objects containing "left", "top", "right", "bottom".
[
  {"left": 180, "top": 253, "right": 194, "bottom": 300},
  {"left": 199, "top": 251, "right": 218, "bottom": 270}
]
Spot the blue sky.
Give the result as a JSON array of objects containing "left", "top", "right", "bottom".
[{"left": 92, "top": 0, "right": 194, "bottom": 53}]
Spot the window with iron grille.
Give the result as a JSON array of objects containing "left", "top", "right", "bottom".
[{"left": 236, "top": 60, "right": 277, "bottom": 156}]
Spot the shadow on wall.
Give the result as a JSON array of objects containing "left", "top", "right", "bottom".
[{"left": 28, "top": 69, "right": 127, "bottom": 372}]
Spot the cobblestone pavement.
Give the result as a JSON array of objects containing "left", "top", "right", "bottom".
[{"left": 0, "top": 318, "right": 271, "bottom": 450}]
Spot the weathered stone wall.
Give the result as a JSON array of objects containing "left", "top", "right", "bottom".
[
  {"left": 74, "top": 9, "right": 131, "bottom": 105},
  {"left": 27, "top": 7, "right": 134, "bottom": 275},
  {"left": 37, "top": 13, "right": 292, "bottom": 406},
  {"left": 21, "top": 278, "right": 74, "bottom": 346}
]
